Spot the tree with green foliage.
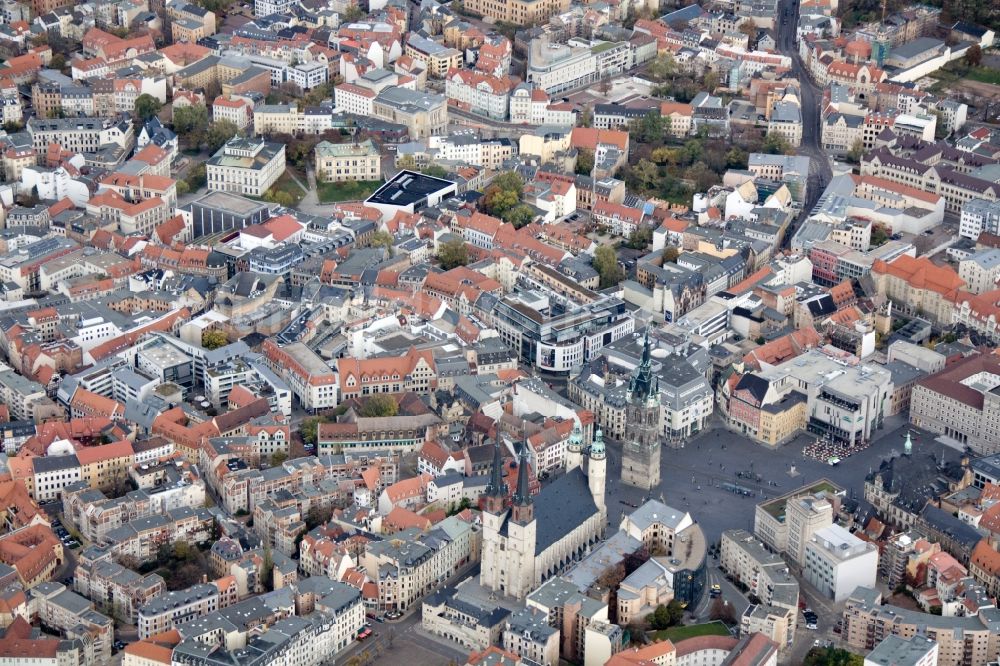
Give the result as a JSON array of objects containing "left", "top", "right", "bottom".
[
  {"left": 482, "top": 172, "right": 525, "bottom": 221},
  {"left": 422, "top": 164, "right": 448, "bottom": 178},
  {"left": 341, "top": 4, "right": 366, "bottom": 21},
  {"left": 662, "top": 247, "right": 679, "bottom": 263},
  {"left": 134, "top": 94, "right": 162, "bottom": 122},
  {"left": 576, "top": 148, "right": 595, "bottom": 175},
  {"left": 725, "top": 147, "right": 748, "bottom": 169},
  {"left": 846, "top": 138, "right": 865, "bottom": 164},
  {"left": 305, "top": 505, "right": 333, "bottom": 529},
  {"left": 175, "top": 179, "right": 190, "bottom": 196},
  {"left": 593, "top": 245, "right": 623, "bottom": 289},
  {"left": 438, "top": 238, "right": 469, "bottom": 270},
  {"left": 186, "top": 163, "right": 207, "bottom": 191},
  {"left": 173, "top": 105, "right": 209, "bottom": 148},
  {"left": 802, "top": 646, "right": 863, "bottom": 666},
  {"left": 507, "top": 204, "right": 535, "bottom": 229},
  {"left": 630, "top": 111, "right": 665, "bottom": 144},
  {"left": 194, "top": 0, "right": 232, "bottom": 12},
  {"left": 627, "top": 226, "right": 652, "bottom": 250},
  {"left": 645, "top": 600, "right": 685, "bottom": 630},
  {"left": 579, "top": 106, "right": 593, "bottom": 128},
  {"left": 360, "top": 394, "right": 399, "bottom": 418},
  {"left": 271, "top": 451, "right": 288, "bottom": 466},
  {"left": 448, "top": 497, "right": 473, "bottom": 516},
  {"left": 704, "top": 71, "right": 720, "bottom": 93},
  {"left": 685, "top": 162, "right": 719, "bottom": 192},
  {"left": 710, "top": 598, "right": 737, "bottom": 624},
  {"left": 483, "top": 186, "right": 519, "bottom": 217},
  {"left": 206, "top": 119, "right": 240, "bottom": 155},
  {"left": 264, "top": 189, "right": 296, "bottom": 207},
  {"left": 202, "top": 329, "right": 228, "bottom": 350},
  {"left": 647, "top": 54, "right": 676, "bottom": 82},
  {"left": 301, "top": 416, "right": 331, "bottom": 447},
  {"left": 762, "top": 133, "right": 793, "bottom": 155},
  {"left": 370, "top": 230, "right": 393, "bottom": 250},
  {"left": 50, "top": 53, "right": 66, "bottom": 71}
]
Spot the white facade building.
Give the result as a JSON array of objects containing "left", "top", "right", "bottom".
[{"left": 803, "top": 524, "right": 878, "bottom": 602}]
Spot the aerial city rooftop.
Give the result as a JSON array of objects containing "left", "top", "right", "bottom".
[{"left": 0, "top": 0, "right": 996, "bottom": 663}]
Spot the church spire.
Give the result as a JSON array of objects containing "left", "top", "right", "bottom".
[
  {"left": 628, "top": 328, "right": 656, "bottom": 403},
  {"left": 513, "top": 445, "right": 532, "bottom": 506},
  {"left": 487, "top": 439, "right": 504, "bottom": 497},
  {"left": 484, "top": 439, "right": 506, "bottom": 514},
  {"left": 511, "top": 443, "right": 534, "bottom": 524}
]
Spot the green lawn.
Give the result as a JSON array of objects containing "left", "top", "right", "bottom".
[
  {"left": 316, "top": 179, "right": 382, "bottom": 203},
  {"left": 653, "top": 622, "right": 731, "bottom": 643},
  {"left": 269, "top": 171, "right": 306, "bottom": 205},
  {"left": 965, "top": 66, "right": 1000, "bottom": 86}
]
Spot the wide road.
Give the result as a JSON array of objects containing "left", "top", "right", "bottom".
[{"left": 774, "top": 0, "right": 833, "bottom": 246}]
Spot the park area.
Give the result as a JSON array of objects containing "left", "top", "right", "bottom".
[
  {"left": 316, "top": 180, "right": 382, "bottom": 203},
  {"left": 653, "top": 621, "right": 731, "bottom": 643}
]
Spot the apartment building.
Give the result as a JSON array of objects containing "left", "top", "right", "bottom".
[
  {"left": 422, "top": 586, "right": 510, "bottom": 652},
  {"left": 253, "top": 104, "right": 335, "bottom": 136},
  {"left": 213, "top": 95, "right": 254, "bottom": 130},
  {"left": 0, "top": 524, "right": 63, "bottom": 589},
  {"left": 864, "top": 635, "right": 939, "bottom": 666},
  {"left": 958, "top": 249, "right": 1000, "bottom": 294},
  {"left": 206, "top": 137, "right": 286, "bottom": 197},
  {"left": 959, "top": 198, "right": 1000, "bottom": 240},
  {"left": 361, "top": 516, "right": 479, "bottom": 611},
  {"left": 32, "top": 454, "right": 82, "bottom": 502},
  {"left": 445, "top": 70, "right": 514, "bottom": 120},
  {"left": 30, "top": 582, "right": 112, "bottom": 665},
  {"left": 405, "top": 35, "right": 462, "bottom": 78},
  {"left": 334, "top": 83, "right": 377, "bottom": 116},
  {"left": 754, "top": 479, "right": 842, "bottom": 565},
  {"left": 75, "top": 440, "right": 134, "bottom": 491},
  {"left": 99, "top": 173, "right": 178, "bottom": 213},
  {"left": 803, "top": 524, "right": 879, "bottom": 602},
  {"left": 314, "top": 140, "right": 381, "bottom": 183},
  {"left": 137, "top": 582, "right": 220, "bottom": 638},
  {"left": 503, "top": 607, "right": 560, "bottom": 666},
  {"left": 167, "top": 2, "right": 216, "bottom": 43},
  {"left": 723, "top": 349, "right": 892, "bottom": 447},
  {"left": 75, "top": 556, "right": 164, "bottom": 624},
  {"left": 26, "top": 115, "right": 134, "bottom": 156},
  {"left": 260, "top": 339, "right": 338, "bottom": 412},
  {"left": 0, "top": 369, "right": 59, "bottom": 422},
  {"left": 104, "top": 506, "right": 214, "bottom": 562},
  {"left": 843, "top": 587, "right": 1000, "bottom": 666},
  {"left": 427, "top": 134, "right": 517, "bottom": 172},
  {"left": 461, "top": 0, "right": 569, "bottom": 25},
  {"left": 719, "top": 529, "right": 798, "bottom": 651}
]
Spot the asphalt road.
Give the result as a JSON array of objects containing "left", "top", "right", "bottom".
[{"left": 773, "top": 0, "right": 833, "bottom": 248}]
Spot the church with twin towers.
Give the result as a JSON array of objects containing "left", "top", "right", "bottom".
[{"left": 480, "top": 423, "right": 607, "bottom": 600}]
